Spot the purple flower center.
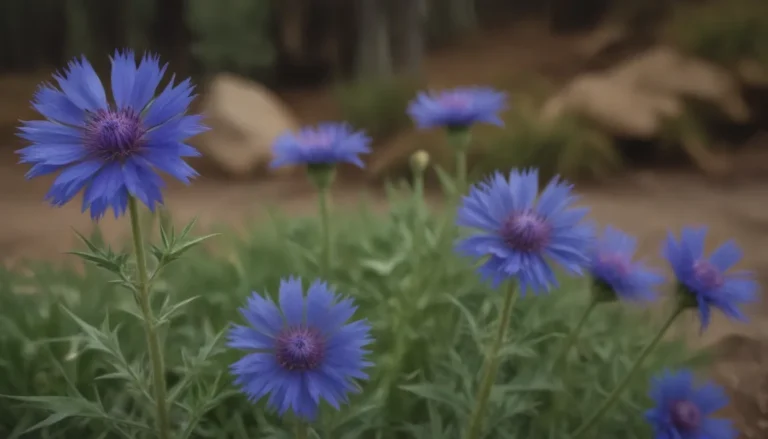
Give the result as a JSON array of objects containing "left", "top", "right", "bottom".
[
  {"left": 692, "top": 260, "right": 724, "bottom": 290},
  {"left": 299, "top": 133, "right": 333, "bottom": 149},
  {"left": 500, "top": 210, "right": 551, "bottom": 252},
  {"left": 84, "top": 109, "right": 145, "bottom": 160},
  {"left": 671, "top": 400, "right": 701, "bottom": 432},
  {"left": 275, "top": 326, "right": 325, "bottom": 371},
  {"left": 597, "top": 253, "right": 631, "bottom": 276},
  {"left": 439, "top": 94, "right": 471, "bottom": 110}
]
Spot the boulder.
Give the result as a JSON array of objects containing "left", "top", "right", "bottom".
[
  {"left": 737, "top": 59, "right": 768, "bottom": 88},
  {"left": 196, "top": 73, "right": 300, "bottom": 177},
  {"left": 540, "top": 73, "right": 682, "bottom": 138},
  {"left": 539, "top": 46, "right": 750, "bottom": 176},
  {"left": 607, "top": 46, "right": 750, "bottom": 123},
  {"left": 541, "top": 46, "right": 751, "bottom": 138}
]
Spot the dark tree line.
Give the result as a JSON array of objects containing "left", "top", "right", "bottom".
[{"left": 0, "top": 0, "right": 668, "bottom": 86}]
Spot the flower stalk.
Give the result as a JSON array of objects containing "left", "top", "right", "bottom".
[
  {"left": 296, "top": 421, "right": 309, "bottom": 439},
  {"left": 464, "top": 282, "right": 518, "bottom": 439},
  {"left": 552, "top": 297, "right": 599, "bottom": 371},
  {"left": 309, "top": 165, "right": 336, "bottom": 275},
  {"left": 571, "top": 304, "right": 686, "bottom": 439},
  {"left": 447, "top": 128, "right": 471, "bottom": 196},
  {"left": 128, "top": 197, "right": 171, "bottom": 439}
]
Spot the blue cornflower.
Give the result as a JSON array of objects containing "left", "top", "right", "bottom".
[
  {"left": 646, "top": 369, "right": 736, "bottom": 439},
  {"left": 664, "top": 227, "right": 758, "bottom": 330},
  {"left": 407, "top": 86, "right": 507, "bottom": 130},
  {"left": 455, "top": 169, "right": 593, "bottom": 293},
  {"left": 589, "top": 226, "right": 664, "bottom": 303},
  {"left": 270, "top": 123, "right": 371, "bottom": 169},
  {"left": 16, "top": 51, "right": 206, "bottom": 220},
  {"left": 228, "top": 277, "right": 373, "bottom": 421}
]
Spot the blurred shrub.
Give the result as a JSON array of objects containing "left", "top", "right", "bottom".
[
  {"left": 0, "top": 198, "right": 700, "bottom": 438},
  {"left": 667, "top": 0, "right": 768, "bottom": 66},
  {"left": 474, "top": 98, "right": 622, "bottom": 181},
  {"left": 186, "top": 0, "right": 275, "bottom": 77},
  {"left": 607, "top": 0, "right": 668, "bottom": 32},
  {"left": 335, "top": 77, "right": 422, "bottom": 141}
]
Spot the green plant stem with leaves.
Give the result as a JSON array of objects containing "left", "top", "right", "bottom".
[
  {"left": 319, "top": 188, "right": 331, "bottom": 270},
  {"left": 411, "top": 152, "right": 428, "bottom": 265},
  {"left": 309, "top": 166, "right": 336, "bottom": 276},
  {"left": 464, "top": 282, "right": 518, "bottom": 439},
  {"left": 295, "top": 421, "right": 309, "bottom": 439},
  {"left": 571, "top": 304, "right": 686, "bottom": 439},
  {"left": 552, "top": 298, "right": 599, "bottom": 370},
  {"left": 128, "top": 197, "right": 171, "bottom": 439},
  {"left": 448, "top": 128, "right": 471, "bottom": 196}
]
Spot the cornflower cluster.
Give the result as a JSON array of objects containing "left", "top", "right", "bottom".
[{"left": 13, "top": 50, "right": 755, "bottom": 439}]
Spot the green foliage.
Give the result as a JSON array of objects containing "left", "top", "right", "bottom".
[
  {"left": 336, "top": 77, "right": 421, "bottom": 141},
  {"left": 185, "top": 0, "right": 275, "bottom": 76},
  {"left": 0, "top": 183, "right": 706, "bottom": 438},
  {"left": 667, "top": 0, "right": 768, "bottom": 66},
  {"left": 475, "top": 99, "right": 622, "bottom": 181}
]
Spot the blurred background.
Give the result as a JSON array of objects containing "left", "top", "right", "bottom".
[{"left": 1, "top": 0, "right": 768, "bottom": 435}]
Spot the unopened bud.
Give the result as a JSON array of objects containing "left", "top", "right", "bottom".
[{"left": 410, "top": 150, "right": 430, "bottom": 174}]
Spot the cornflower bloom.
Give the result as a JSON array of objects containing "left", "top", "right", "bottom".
[
  {"left": 407, "top": 86, "right": 507, "bottom": 130},
  {"left": 456, "top": 168, "right": 593, "bottom": 294},
  {"left": 590, "top": 226, "right": 664, "bottom": 303},
  {"left": 646, "top": 369, "right": 737, "bottom": 439},
  {"left": 270, "top": 122, "right": 371, "bottom": 170},
  {"left": 228, "top": 278, "right": 373, "bottom": 421},
  {"left": 270, "top": 123, "right": 370, "bottom": 275},
  {"left": 664, "top": 227, "right": 758, "bottom": 331},
  {"left": 16, "top": 51, "right": 206, "bottom": 219}
]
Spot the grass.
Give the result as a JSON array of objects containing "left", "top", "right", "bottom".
[
  {"left": 0, "top": 178, "right": 706, "bottom": 439},
  {"left": 666, "top": 0, "right": 768, "bottom": 67},
  {"left": 472, "top": 95, "right": 622, "bottom": 182},
  {"left": 335, "top": 77, "right": 422, "bottom": 143}
]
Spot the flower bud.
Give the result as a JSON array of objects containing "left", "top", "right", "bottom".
[{"left": 409, "top": 150, "right": 430, "bottom": 174}]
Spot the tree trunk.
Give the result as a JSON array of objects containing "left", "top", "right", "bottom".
[
  {"left": 548, "top": 0, "right": 608, "bottom": 34},
  {"left": 448, "top": 0, "right": 477, "bottom": 34},
  {"left": 356, "top": 0, "right": 392, "bottom": 78},
  {"left": 392, "top": 0, "right": 426, "bottom": 76}
]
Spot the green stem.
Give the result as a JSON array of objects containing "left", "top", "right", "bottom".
[
  {"left": 296, "top": 421, "right": 309, "bottom": 439},
  {"left": 571, "top": 305, "right": 686, "bottom": 439},
  {"left": 455, "top": 148, "right": 467, "bottom": 196},
  {"left": 464, "top": 282, "right": 518, "bottom": 439},
  {"left": 447, "top": 128, "right": 471, "bottom": 196},
  {"left": 552, "top": 299, "right": 599, "bottom": 371},
  {"left": 128, "top": 197, "right": 171, "bottom": 439},
  {"left": 319, "top": 186, "right": 331, "bottom": 275},
  {"left": 412, "top": 169, "right": 425, "bottom": 266}
]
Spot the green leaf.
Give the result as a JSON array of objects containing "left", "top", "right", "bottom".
[
  {"left": 399, "top": 383, "right": 466, "bottom": 413},
  {"left": 157, "top": 296, "right": 200, "bottom": 325},
  {"left": 170, "top": 233, "right": 219, "bottom": 259},
  {"left": 433, "top": 164, "right": 457, "bottom": 197},
  {"left": 67, "top": 230, "right": 129, "bottom": 275}
]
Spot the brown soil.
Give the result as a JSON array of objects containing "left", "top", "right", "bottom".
[{"left": 0, "top": 19, "right": 766, "bottom": 437}]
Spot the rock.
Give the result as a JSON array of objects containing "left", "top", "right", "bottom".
[
  {"left": 737, "top": 59, "right": 768, "bottom": 88},
  {"left": 196, "top": 73, "right": 300, "bottom": 177},
  {"left": 607, "top": 46, "right": 751, "bottom": 123},
  {"left": 539, "top": 46, "right": 750, "bottom": 176},
  {"left": 541, "top": 47, "right": 752, "bottom": 139},
  {"left": 540, "top": 73, "right": 683, "bottom": 138},
  {"left": 572, "top": 22, "right": 630, "bottom": 60}
]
